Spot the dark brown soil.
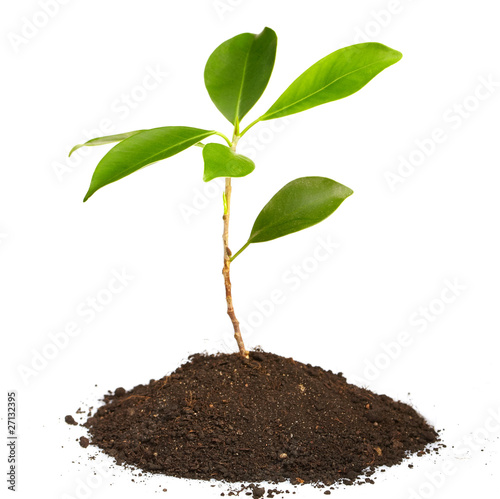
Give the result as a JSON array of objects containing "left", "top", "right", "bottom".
[
  {"left": 65, "top": 415, "right": 78, "bottom": 426},
  {"left": 79, "top": 436, "right": 90, "bottom": 448},
  {"left": 80, "top": 351, "right": 439, "bottom": 486}
]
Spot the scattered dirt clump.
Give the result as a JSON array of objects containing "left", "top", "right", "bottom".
[
  {"left": 65, "top": 415, "right": 78, "bottom": 426},
  {"left": 79, "top": 436, "right": 90, "bottom": 448}
]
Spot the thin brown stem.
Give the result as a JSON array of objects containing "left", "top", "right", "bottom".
[{"left": 222, "top": 176, "right": 249, "bottom": 359}]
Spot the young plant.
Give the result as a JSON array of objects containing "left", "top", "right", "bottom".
[{"left": 72, "top": 28, "right": 402, "bottom": 359}]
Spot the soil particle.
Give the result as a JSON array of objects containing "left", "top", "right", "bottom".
[
  {"left": 114, "top": 387, "right": 126, "bottom": 397},
  {"left": 81, "top": 351, "right": 439, "bottom": 485},
  {"left": 65, "top": 415, "right": 78, "bottom": 426},
  {"left": 253, "top": 486, "right": 266, "bottom": 497},
  {"left": 79, "top": 436, "right": 90, "bottom": 448}
]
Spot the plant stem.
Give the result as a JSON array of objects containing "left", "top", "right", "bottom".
[
  {"left": 239, "top": 116, "right": 261, "bottom": 138},
  {"left": 230, "top": 241, "right": 249, "bottom": 262},
  {"left": 222, "top": 134, "right": 249, "bottom": 359},
  {"left": 214, "top": 131, "right": 233, "bottom": 147}
]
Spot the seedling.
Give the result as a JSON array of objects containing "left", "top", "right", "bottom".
[{"left": 71, "top": 28, "right": 401, "bottom": 358}]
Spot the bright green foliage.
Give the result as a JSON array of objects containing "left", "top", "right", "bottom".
[
  {"left": 232, "top": 177, "right": 353, "bottom": 259},
  {"left": 75, "top": 29, "right": 401, "bottom": 258},
  {"left": 69, "top": 130, "right": 145, "bottom": 157},
  {"left": 261, "top": 43, "right": 402, "bottom": 121},
  {"left": 83, "top": 127, "right": 215, "bottom": 201},
  {"left": 204, "top": 27, "right": 277, "bottom": 126},
  {"left": 202, "top": 144, "right": 255, "bottom": 182}
]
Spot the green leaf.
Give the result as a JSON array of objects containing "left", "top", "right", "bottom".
[
  {"left": 69, "top": 130, "right": 145, "bottom": 157},
  {"left": 232, "top": 177, "right": 353, "bottom": 259},
  {"left": 260, "top": 43, "right": 402, "bottom": 121},
  {"left": 202, "top": 143, "right": 255, "bottom": 182},
  {"left": 84, "top": 126, "right": 215, "bottom": 202},
  {"left": 204, "top": 27, "right": 277, "bottom": 126}
]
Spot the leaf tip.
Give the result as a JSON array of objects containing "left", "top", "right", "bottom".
[
  {"left": 381, "top": 43, "right": 403, "bottom": 63},
  {"left": 68, "top": 145, "right": 80, "bottom": 158},
  {"left": 261, "top": 26, "right": 277, "bottom": 38}
]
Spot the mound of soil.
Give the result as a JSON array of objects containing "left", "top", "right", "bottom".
[{"left": 81, "top": 351, "right": 439, "bottom": 485}]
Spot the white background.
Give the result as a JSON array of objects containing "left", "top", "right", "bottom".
[{"left": 1, "top": 0, "right": 500, "bottom": 497}]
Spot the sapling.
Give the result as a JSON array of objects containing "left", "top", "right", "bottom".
[{"left": 71, "top": 28, "right": 401, "bottom": 359}]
